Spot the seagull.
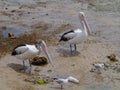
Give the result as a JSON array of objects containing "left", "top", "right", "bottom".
[
  {"left": 11, "top": 40, "right": 53, "bottom": 73},
  {"left": 53, "top": 78, "right": 69, "bottom": 90},
  {"left": 59, "top": 12, "right": 91, "bottom": 54},
  {"left": 53, "top": 76, "right": 79, "bottom": 90},
  {"left": 92, "top": 63, "right": 104, "bottom": 74}
]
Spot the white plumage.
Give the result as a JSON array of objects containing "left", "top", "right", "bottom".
[
  {"left": 53, "top": 76, "right": 79, "bottom": 90},
  {"left": 59, "top": 12, "right": 91, "bottom": 54},
  {"left": 55, "top": 78, "right": 69, "bottom": 84},
  {"left": 67, "top": 76, "right": 79, "bottom": 83},
  {"left": 12, "top": 40, "right": 53, "bottom": 73},
  {"left": 53, "top": 78, "right": 69, "bottom": 90},
  {"left": 14, "top": 45, "right": 39, "bottom": 60},
  {"left": 93, "top": 63, "right": 104, "bottom": 69},
  {"left": 92, "top": 63, "right": 104, "bottom": 74}
]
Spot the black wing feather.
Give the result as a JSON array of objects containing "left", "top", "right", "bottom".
[
  {"left": 11, "top": 44, "right": 26, "bottom": 55},
  {"left": 59, "top": 30, "right": 74, "bottom": 41}
]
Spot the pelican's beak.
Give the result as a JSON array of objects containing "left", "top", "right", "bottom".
[
  {"left": 79, "top": 13, "right": 91, "bottom": 35},
  {"left": 42, "top": 44, "right": 53, "bottom": 66}
]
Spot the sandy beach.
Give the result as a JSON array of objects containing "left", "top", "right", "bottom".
[{"left": 0, "top": 0, "right": 120, "bottom": 90}]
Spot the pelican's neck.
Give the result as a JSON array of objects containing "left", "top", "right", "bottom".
[
  {"left": 35, "top": 44, "right": 41, "bottom": 54},
  {"left": 79, "top": 13, "right": 90, "bottom": 35},
  {"left": 81, "top": 20, "right": 88, "bottom": 36},
  {"left": 40, "top": 41, "right": 53, "bottom": 66}
]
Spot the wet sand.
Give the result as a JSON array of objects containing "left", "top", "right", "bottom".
[{"left": 0, "top": 0, "right": 120, "bottom": 90}]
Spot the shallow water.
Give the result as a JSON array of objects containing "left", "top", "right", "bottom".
[
  {"left": 6, "top": 0, "right": 36, "bottom": 4},
  {"left": 1, "top": 26, "right": 30, "bottom": 38},
  {"left": 0, "top": 0, "right": 120, "bottom": 90}
]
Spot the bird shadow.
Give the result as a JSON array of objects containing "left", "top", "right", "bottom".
[
  {"left": 7, "top": 63, "right": 26, "bottom": 73},
  {"left": 56, "top": 48, "right": 80, "bottom": 57},
  {"left": 50, "top": 86, "right": 61, "bottom": 90}
]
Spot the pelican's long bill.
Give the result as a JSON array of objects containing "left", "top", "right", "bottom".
[
  {"left": 41, "top": 43, "right": 53, "bottom": 66},
  {"left": 79, "top": 12, "right": 91, "bottom": 35}
]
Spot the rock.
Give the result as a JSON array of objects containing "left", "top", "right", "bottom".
[
  {"left": 31, "top": 56, "right": 48, "bottom": 66},
  {"left": 107, "top": 54, "right": 118, "bottom": 62},
  {"left": 8, "top": 32, "right": 15, "bottom": 39}
]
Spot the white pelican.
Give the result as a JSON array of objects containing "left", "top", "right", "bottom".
[
  {"left": 11, "top": 40, "right": 53, "bottom": 73},
  {"left": 59, "top": 12, "right": 91, "bottom": 53}
]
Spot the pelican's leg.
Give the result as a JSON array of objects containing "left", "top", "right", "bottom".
[
  {"left": 74, "top": 44, "right": 77, "bottom": 52},
  {"left": 23, "top": 60, "right": 26, "bottom": 72},
  {"left": 70, "top": 44, "right": 73, "bottom": 54},
  {"left": 29, "top": 59, "right": 32, "bottom": 74}
]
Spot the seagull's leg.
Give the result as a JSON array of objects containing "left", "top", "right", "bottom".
[
  {"left": 96, "top": 68, "right": 101, "bottom": 74},
  {"left": 97, "top": 68, "right": 101, "bottom": 74},
  {"left": 23, "top": 60, "right": 26, "bottom": 72},
  {"left": 61, "top": 84, "right": 63, "bottom": 90},
  {"left": 29, "top": 59, "right": 32, "bottom": 74}
]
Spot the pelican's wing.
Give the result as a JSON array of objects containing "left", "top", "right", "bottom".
[
  {"left": 60, "top": 30, "right": 77, "bottom": 41},
  {"left": 12, "top": 44, "right": 28, "bottom": 55}
]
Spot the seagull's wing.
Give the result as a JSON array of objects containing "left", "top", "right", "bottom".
[
  {"left": 12, "top": 44, "right": 29, "bottom": 55},
  {"left": 93, "top": 64, "right": 104, "bottom": 68},
  {"left": 56, "top": 79, "right": 64, "bottom": 84}
]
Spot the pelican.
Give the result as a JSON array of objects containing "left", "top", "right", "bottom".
[
  {"left": 59, "top": 12, "right": 91, "bottom": 53},
  {"left": 11, "top": 40, "right": 53, "bottom": 73}
]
